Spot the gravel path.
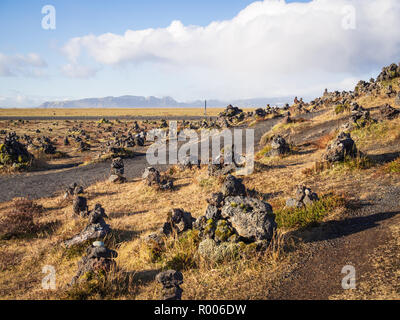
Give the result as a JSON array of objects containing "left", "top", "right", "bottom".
[{"left": 266, "top": 184, "right": 400, "bottom": 300}]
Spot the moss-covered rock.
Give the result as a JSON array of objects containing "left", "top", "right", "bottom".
[{"left": 0, "top": 132, "right": 33, "bottom": 169}]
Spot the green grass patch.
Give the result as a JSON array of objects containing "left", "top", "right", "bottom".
[
  {"left": 334, "top": 104, "right": 350, "bottom": 115},
  {"left": 351, "top": 121, "right": 390, "bottom": 144},
  {"left": 161, "top": 229, "right": 201, "bottom": 271},
  {"left": 333, "top": 155, "right": 375, "bottom": 171},
  {"left": 386, "top": 158, "right": 400, "bottom": 173},
  {"left": 256, "top": 145, "right": 272, "bottom": 158},
  {"left": 275, "top": 194, "right": 346, "bottom": 229}
]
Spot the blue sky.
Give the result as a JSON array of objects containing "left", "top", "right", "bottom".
[{"left": 0, "top": 0, "right": 399, "bottom": 107}]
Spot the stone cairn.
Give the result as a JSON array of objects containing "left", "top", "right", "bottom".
[
  {"left": 73, "top": 195, "right": 88, "bottom": 217},
  {"left": 144, "top": 175, "right": 277, "bottom": 263},
  {"left": 323, "top": 132, "right": 357, "bottom": 163},
  {"left": 70, "top": 241, "right": 118, "bottom": 286},
  {"left": 108, "top": 157, "right": 127, "bottom": 183},
  {"left": 286, "top": 185, "right": 319, "bottom": 208},
  {"left": 378, "top": 104, "right": 400, "bottom": 120},
  {"left": 195, "top": 175, "right": 277, "bottom": 262},
  {"left": 142, "top": 167, "right": 174, "bottom": 190},
  {"left": 268, "top": 135, "right": 291, "bottom": 157},
  {"left": 0, "top": 132, "right": 33, "bottom": 168},
  {"left": 178, "top": 155, "right": 201, "bottom": 171},
  {"left": 207, "top": 145, "right": 243, "bottom": 177},
  {"left": 64, "top": 182, "right": 84, "bottom": 199},
  {"left": 65, "top": 203, "right": 111, "bottom": 248},
  {"left": 349, "top": 103, "right": 373, "bottom": 128},
  {"left": 281, "top": 111, "right": 293, "bottom": 124},
  {"left": 217, "top": 105, "right": 245, "bottom": 127},
  {"left": 156, "top": 270, "right": 184, "bottom": 300},
  {"left": 145, "top": 208, "right": 195, "bottom": 246}
]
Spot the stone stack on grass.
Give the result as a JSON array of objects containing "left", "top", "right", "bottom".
[
  {"left": 286, "top": 185, "right": 319, "bottom": 208},
  {"left": 0, "top": 132, "right": 33, "bottom": 170},
  {"left": 73, "top": 196, "right": 88, "bottom": 217},
  {"left": 65, "top": 204, "right": 111, "bottom": 248},
  {"left": 348, "top": 103, "right": 373, "bottom": 128},
  {"left": 323, "top": 132, "right": 357, "bottom": 163},
  {"left": 146, "top": 208, "right": 196, "bottom": 243},
  {"left": 70, "top": 241, "right": 118, "bottom": 286},
  {"left": 108, "top": 157, "right": 127, "bottom": 184},
  {"left": 64, "top": 183, "right": 84, "bottom": 199},
  {"left": 195, "top": 175, "right": 277, "bottom": 262},
  {"left": 142, "top": 167, "right": 174, "bottom": 191},
  {"left": 395, "top": 93, "right": 400, "bottom": 106},
  {"left": 156, "top": 270, "right": 183, "bottom": 300},
  {"left": 267, "top": 135, "right": 291, "bottom": 157},
  {"left": 217, "top": 104, "right": 245, "bottom": 126}
]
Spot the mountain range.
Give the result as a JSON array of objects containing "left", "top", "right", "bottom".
[{"left": 38, "top": 95, "right": 294, "bottom": 109}]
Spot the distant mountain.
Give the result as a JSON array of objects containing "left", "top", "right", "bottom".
[{"left": 39, "top": 95, "right": 294, "bottom": 109}]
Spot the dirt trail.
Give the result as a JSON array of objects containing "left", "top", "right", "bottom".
[{"left": 267, "top": 184, "right": 400, "bottom": 300}]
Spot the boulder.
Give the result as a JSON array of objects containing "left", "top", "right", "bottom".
[
  {"left": 0, "top": 132, "right": 33, "bottom": 168},
  {"left": 162, "top": 208, "right": 195, "bottom": 236},
  {"left": 323, "top": 132, "right": 357, "bottom": 162},
  {"left": 221, "top": 175, "right": 246, "bottom": 197},
  {"left": 285, "top": 185, "right": 319, "bottom": 208},
  {"left": 221, "top": 196, "right": 276, "bottom": 242},
  {"left": 156, "top": 270, "right": 183, "bottom": 300},
  {"left": 207, "top": 163, "right": 237, "bottom": 177},
  {"left": 70, "top": 242, "right": 118, "bottom": 286},
  {"left": 268, "top": 135, "right": 290, "bottom": 157},
  {"left": 205, "top": 205, "right": 221, "bottom": 221},
  {"left": 65, "top": 204, "right": 111, "bottom": 248},
  {"left": 72, "top": 196, "right": 88, "bottom": 217}
]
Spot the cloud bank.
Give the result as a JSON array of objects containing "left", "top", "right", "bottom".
[
  {"left": 0, "top": 53, "right": 47, "bottom": 77},
  {"left": 59, "top": 0, "right": 399, "bottom": 99}
]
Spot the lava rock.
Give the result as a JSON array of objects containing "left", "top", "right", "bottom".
[
  {"left": 221, "top": 175, "right": 246, "bottom": 197},
  {"left": 323, "top": 132, "right": 357, "bottom": 162},
  {"left": 221, "top": 196, "right": 276, "bottom": 242},
  {"left": 156, "top": 270, "right": 183, "bottom": 300}
]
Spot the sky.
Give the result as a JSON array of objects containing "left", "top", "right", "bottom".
[{"left": 0, "top": 0, "right": 399, "bottom": 107}]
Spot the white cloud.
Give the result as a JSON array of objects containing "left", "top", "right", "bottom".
[
  {"left": 0, "top": 92, "right": 73, "bottom": 108},
  {"left": 61, "top": 63, "right": 99, "bottom": 78},
  {"left": 0, "top": 53, "right": 47, "bottom": 77},
  {"left": 61, "top": 0, "right": 400, "bottom": 99}
]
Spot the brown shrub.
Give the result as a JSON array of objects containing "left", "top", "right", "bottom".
[{"left": 0, "top": 198, "right": 44, "bottom": 239}]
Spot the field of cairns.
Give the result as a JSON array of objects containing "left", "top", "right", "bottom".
[{"left": 0, "top": 63, "right": 400, "bottom": 300}]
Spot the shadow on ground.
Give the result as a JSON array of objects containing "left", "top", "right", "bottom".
[
  {"left": 369, "top": 151, "right": 400, "bottom": 163},
  {"left": 294, "top": 211, "right": 400, "bottom": 243}
]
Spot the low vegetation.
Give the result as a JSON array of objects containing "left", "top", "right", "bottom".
[
  {"left": 274, "top": 194, "right": 346, "bottom": 229},
  {"left": 0, "top": 198, "right": 44, "bottom": 240}
]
